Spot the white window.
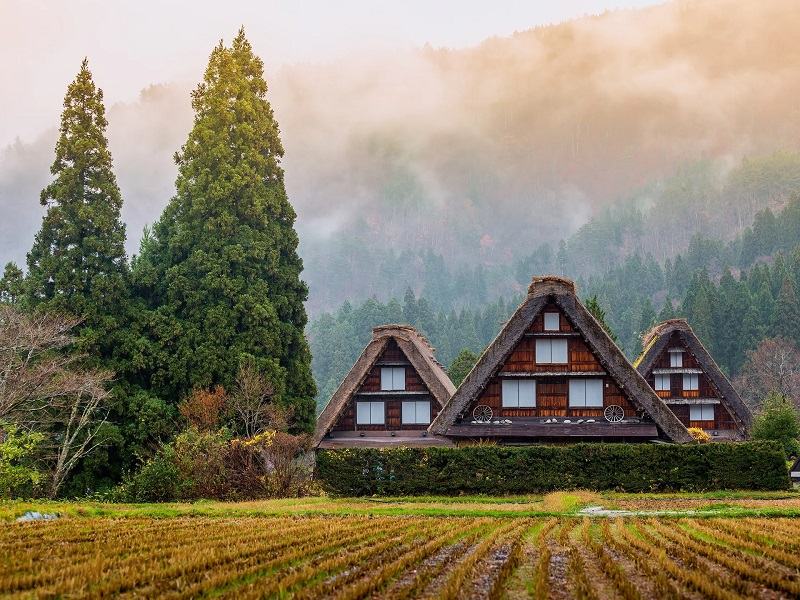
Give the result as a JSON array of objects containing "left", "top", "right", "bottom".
[
  {"left": 535, "top": 338, "right": 568, "bottom": 364},
  {"left": 654, "top": 374, "right": 671, "bottom": 391},
  {"left": 669, "top": 350, "right": 684, "bottom": 368},
  {"left": 380, "top": 367, "right": 406, "bottom": 391},
  {"left": 569, "top": 379, "right": 604, "bottom": 407},
  {"left": 502, "top": 379, "right": 536, "bottom": 408},
  {"left": 402, "top": 401, "right": 431, "bottom": 424},
  {"left": 356, "top": 401, "right": 384, "bottom": 425},
  {"left": 543, "top": 312, "right": 560, "bottom": 331},
  {"left": 690, "top": 404, "right": 714, "bottom": 421},
  {"left": 683, "top": 373, "right": 699, "bottom": 391}
]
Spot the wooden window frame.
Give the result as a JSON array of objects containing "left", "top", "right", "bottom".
[
  {"left": 689, "top": 403, "right": 714, "bottom": 421},
  {"left": 380, "top": 367, "right": 406, "bottom": 391},
  {"left": 401, "top": 400, "right": 431, "bottom": 424},
  {"left": 683, "top": 373, "right": 699, "bottom": 391},
  {"left": 569, "top": 378, "right": 604, "bottom": 408},
  {"left": 535, "top": 338, "right": 568, "bottom": 364},
  {"left": 502, "top": 379, "right": 536, "bottom": 408},
  {"left": 356, "top": 401, "right": 385, "bottom": 425},
  {"left": 654, "top": 374, "right": 671, "bottom": 391},
  {"left": 543, "top": 312, "right": 560, "bottom": 331}
]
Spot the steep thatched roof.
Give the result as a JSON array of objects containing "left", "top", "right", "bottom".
[
  {"left": 635, "top": 319, "right": 752, "bottom": 434},
  {"left": 429, "top": 275, "right": 693, "bottom": 443},
  {"left": 313, "top": 324, "right": 456, "bottom": 446}
]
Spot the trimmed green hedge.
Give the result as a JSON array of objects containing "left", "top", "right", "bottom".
[{"left": 315, "top": 442, "right": 790, "bottom": 495}]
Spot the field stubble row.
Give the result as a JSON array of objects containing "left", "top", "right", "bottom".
[{"left": 2, "top": 515, "right": 800, "bottom": 599}]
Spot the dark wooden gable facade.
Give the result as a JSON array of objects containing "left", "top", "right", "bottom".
[
  {"left": 636, "top": 320, "right": 751, "bottom": 440},
  {"left": 313, "top": 325, "right": 456, "bottom": 448},
  {"left": 430, "top": 276, "right": 692, "bottom": 443},
  {"left": 330, "top": 339, "right": 441, "bottom": 433},
  {"left": 467, "top": 303, "right": 639, "bottom": 422}
]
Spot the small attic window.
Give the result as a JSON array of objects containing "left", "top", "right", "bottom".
[
  {"left": 543, "top": 312, "right": 560, "bottom": 331},
  {"left": 669, "top": 349, "right": 684, "bottom": 368}
]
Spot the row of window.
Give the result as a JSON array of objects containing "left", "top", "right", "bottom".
[
  {"left": 356, "top": 400, "right": 430, "bottom": 425},
  {"left": 501, "top": 378, "right": 605, "bottom": 408},
  {"left": 654, "top": 373, "right": 699, "bottom": 392}
]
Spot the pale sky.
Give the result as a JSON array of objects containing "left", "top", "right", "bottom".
[{"left": 0, "top": 0, "right": 662, "bottom": 148}]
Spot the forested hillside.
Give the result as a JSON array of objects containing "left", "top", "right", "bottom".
[{"left": 310, "top": 195, "right": 800, "bottom": 409}]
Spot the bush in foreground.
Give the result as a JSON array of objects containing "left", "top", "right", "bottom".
[
  {"left": 751, "top": 392, "right": 800, "bottom": 456},
  {"left": 117, "top": 428, "right": 313, "bottom": 502},
  {"left": 316, "top": 442, "right": 790, "bottom": 496}
]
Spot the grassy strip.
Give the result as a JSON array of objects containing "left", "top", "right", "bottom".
[{"left": 6, "top": 491, "right": 800, "bottom": 521}]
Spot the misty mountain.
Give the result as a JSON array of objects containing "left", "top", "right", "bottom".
[{"left": 2, "top": 0, "right": 800, "bottom": 313}]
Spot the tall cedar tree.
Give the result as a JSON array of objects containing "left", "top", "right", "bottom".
[
  {"left": 136, "top": 31, "right": 316, "bottom": 431},
  {"left": 26, "top": 59, "right": 128, "bottom": 358},
  {"left": 584, "top": 295, "right": 618, "bottom": 344}
]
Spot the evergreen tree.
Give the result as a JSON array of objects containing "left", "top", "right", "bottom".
[
  {"left": 25, "top": 59, "right": 128, "bottom": 355},
  {"left": 584, "top": 294, "right": 618, "bottom": 344},
  {"left": 658, "top": 294, "right": 675, "bottom": 322},
  {"left": 635, "top": 297, "right": 657, "bottom": 354},
  {"left": 0, "top": 262, "right": 24, "bottom": 304},
  {"left": 135, "top": 31, "right": 316, "bottom": 431},
  {"left": 21, "top": 59, "right": 131, "bottom": 493},
  {"left": 448, "top": 348, "right": 478, "bottom": 387},
  {"left": 773, "top": 276, "right": 800, "bottom": 345},
  {"left": 681, "top": 270, "right": 717, "bottom": 353}
]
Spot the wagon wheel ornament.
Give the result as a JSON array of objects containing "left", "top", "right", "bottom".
[
  {"left": 472, "top": 405, "right": 493, "bottom": 423},
  {"left": 604, "top": 404, "right": 624, "bottom": 423}
]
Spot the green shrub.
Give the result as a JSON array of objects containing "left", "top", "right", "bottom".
[
  {"left": 751, "top": 392, "right": 800, "bottom": 456},
  {"left": 0, "top": 424, "right": 44, "bottom": 498},
  {"left": 119, "top": 448, "right": 180, "bottom": 502},
  {"left": 315, "top": 441, "right": 790, "bottom": 496}
]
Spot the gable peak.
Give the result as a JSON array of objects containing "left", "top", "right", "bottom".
[
  {"left": 528, "top": 275, "right": 576, "bottom": 297},
  {"left": 642, "top": 318, "right": 690, "bottom": 348}
]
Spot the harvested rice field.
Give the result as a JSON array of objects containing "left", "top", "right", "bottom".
[{"left": 3, "top": 506, "right": 800, "bottom": 598}]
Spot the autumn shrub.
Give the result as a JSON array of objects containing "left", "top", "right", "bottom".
[
  {"left": 178, "top": 386, "right": 228, "bottom": 431},
  {"left": 119, "top": 428, "right": 313, "bottom": 501},
  {"left": 687, "top": 427, "right": 711, "bottom": 443},
  {"left": 227, "top": 431, "right": 314, "bottom": 498}
]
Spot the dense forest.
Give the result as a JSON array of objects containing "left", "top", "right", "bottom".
[
  {"left": 310, "top": 192, "right": 800, "bottom": 410},
  {"left": 0, "top": 32, "right": 316, "bottom": 497}
]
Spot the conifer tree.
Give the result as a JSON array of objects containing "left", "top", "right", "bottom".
[
  {"left": 584, "top": 294, "right": 618, "bottom": 344},
  {"left": 0, "top": 262, "right": 24, "bottom": 304},
  {"left": 448, "top": 349, "right": 478, "bottom": 387},
  {"left": 635, "top": 297, "right": 657, "bottom": 354},
  {"left": 26, "top": 59, "right": 128, "bottom": 355},
  {"left": 135, "top": 31, "right": 316, "bottom": 430},
  {"left": 773, "top": 276, "right": 800, "bottom": 346},
  {"left": 658, "top": 294, "right": 675, "bottom": 322}
]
